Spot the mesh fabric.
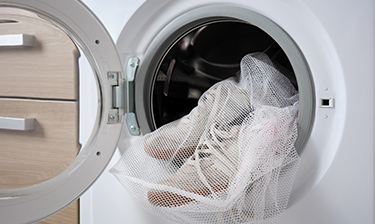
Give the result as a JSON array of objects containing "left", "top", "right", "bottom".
[{"left": 110, "top": 52, "right": 300, "bottom": 224}]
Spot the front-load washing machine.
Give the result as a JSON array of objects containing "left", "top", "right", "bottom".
[{"left": 0, "top": 0, "right": 373, "bottom": 223}]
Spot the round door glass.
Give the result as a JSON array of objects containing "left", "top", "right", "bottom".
[
  {"left": 0, "top": 7, "right": 99, "bottom": 190},
  {"left": 0, "top": 1, "right": 123, "bottom": 223}
]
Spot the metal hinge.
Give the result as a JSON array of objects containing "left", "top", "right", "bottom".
[
  {"left": 124, "top": 57, "right": 140, "bottom": 135},
  {"left": 107, "top": 58, "right": 140, "bottom": 136},
  {"left": 107, "top": 72, "right": 122, "bottom": 124}
]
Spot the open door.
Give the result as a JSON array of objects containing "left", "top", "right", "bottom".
[{"left": 0, "top": 1, "right": 125, "bottom": 223}]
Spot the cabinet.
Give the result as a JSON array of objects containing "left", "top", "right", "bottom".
[
  {"left": 38, "top": 201, "right": 79, "bottom": 224},
  {"left": 0, "top": 9, "right": 80, "bottom": 223}
]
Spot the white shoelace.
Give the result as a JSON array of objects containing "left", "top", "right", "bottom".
[{"left": 186, "top": 85, "right": 239, "bottom": 196}]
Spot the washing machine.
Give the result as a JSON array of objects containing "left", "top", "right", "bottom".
[{"left": 0, "top": 0, "right": 373, "bottom": 223}]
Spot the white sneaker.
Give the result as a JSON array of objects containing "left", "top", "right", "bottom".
[
  {"left": 148, "top": 122, "right": 241, "bottom": 207},
  {"left": 144, "top": 82, "right": 251, "bottom": 161},
  {"left": 143, "top": 85, "right": 218, "bottom": 160}
]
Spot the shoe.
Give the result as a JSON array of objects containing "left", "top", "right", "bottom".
[
  {"left": 144, "top": 82, "right": 251, "bottom": 161},
  {"left": 143, "top": 85, "right": 217, "bottom": 160},
  {"left": 143, "top": 117, "right": 201, "bottom": 160},
  {"left": 147, "top": 122, "right": 241, "bottom": 207}
]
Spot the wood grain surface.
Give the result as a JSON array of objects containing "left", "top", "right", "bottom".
[
  {"left": 38, "top": 200, "right": 79, "bottom": 224},
  {"left": 0, "top": 98, "right": 80, "bottom": 189},
  {"left": 0, "top": 14, "right": 80, "bottom": 100},
  {"left": 0, "top": 8, "right": 82, "bottom": 223}
]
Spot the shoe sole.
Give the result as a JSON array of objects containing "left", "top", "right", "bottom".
[
  {"left": 144, "top": 142, "right": 196, "bottom": 160},
  {"left": 147, "top": 185, "right": 227, "bottom": 207}
]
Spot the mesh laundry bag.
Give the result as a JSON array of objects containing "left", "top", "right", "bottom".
[{"left": 110, "top": 52, "right": 300, "bottom": 224}]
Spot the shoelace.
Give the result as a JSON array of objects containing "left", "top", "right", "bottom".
[{"left": 186, "top": 85, "right": 240, "bottom": 196}]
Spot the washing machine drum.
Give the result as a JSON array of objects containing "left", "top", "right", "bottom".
[
  {"left": 111, "top": 52, "right": 300, "bottom": 224},
  {"left": 148, "top": 20, "right": 299, "bottom": 131}
]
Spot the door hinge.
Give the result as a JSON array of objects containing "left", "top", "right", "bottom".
[
  {"left": 108, "top": 72, "right": 122, "bottom": 124},
  {"left": 107, "top": 58, "right": 140, "bottom": 136},
  {"left": 124, "top": 57, "right": 140, "bottom": 135}
]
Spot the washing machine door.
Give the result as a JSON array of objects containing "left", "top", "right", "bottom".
[{"left": 0, "top": 1, "right": 127, "bottom": 223}]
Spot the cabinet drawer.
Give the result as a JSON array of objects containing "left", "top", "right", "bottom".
[
  {"left": 0, "top": 98, "right": 80, "bottom": 189},
  {"left": 0, "top": 14, "right": 79, "bottom": 100}
]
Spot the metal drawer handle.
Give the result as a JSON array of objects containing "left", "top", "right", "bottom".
[
  {"left": 0, "top": 34, "right": 34, "bottom": 47},
  {"left": 0, "top": 117, "right": 35, "bottom": 131}
]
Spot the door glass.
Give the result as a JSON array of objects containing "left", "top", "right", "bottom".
[{"left": 0, "top": 7, "right": 99, "bottom": 189}]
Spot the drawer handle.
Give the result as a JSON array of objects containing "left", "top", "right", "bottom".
[
  {"left": 0, "top": 34, "right": 34, "bottom": 47},
  {"left": 0, "top": 117, "right": 35, "bottom": 131}
]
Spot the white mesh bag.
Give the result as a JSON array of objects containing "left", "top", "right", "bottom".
[{"left": 110, "top": 52, "right": 300, "bottom": 224}]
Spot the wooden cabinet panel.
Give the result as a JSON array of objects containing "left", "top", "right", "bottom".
[
  {"left": 0, "top": 98, "right": 80, "bottom": 189},
  {"left": 38, "top": 200, "right": 79, "bottom": 224},
  {"left": 0, "top": 14, "right": 79, "bottom": 100},
  {"left": 0, "top": 8, "right": 83, "bottom": 223}
]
